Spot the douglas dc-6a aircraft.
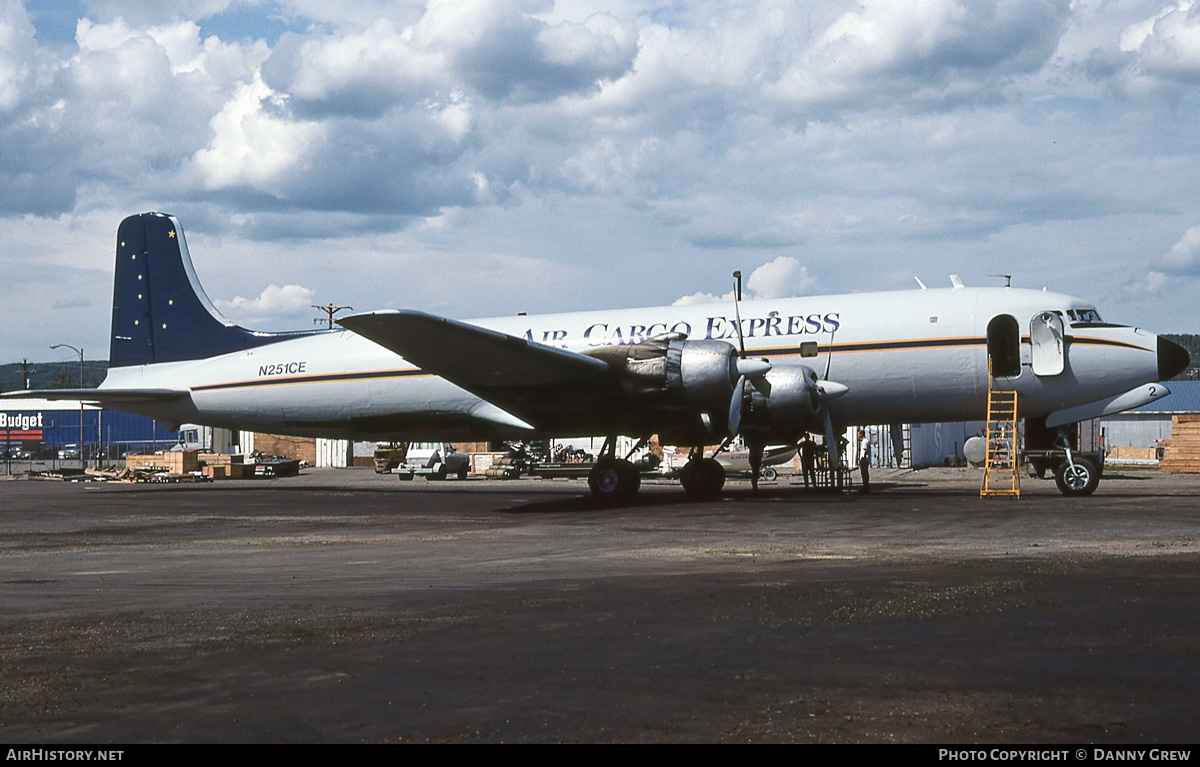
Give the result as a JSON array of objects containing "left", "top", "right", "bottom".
[{"left": 13, "top": 213, "right": 1190, "bottom": 501}]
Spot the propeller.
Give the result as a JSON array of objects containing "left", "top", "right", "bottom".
[
  {"left": 727, "top": 356, "right": 771, "bottom": 436},
  {"left": 727, "top": 271, "right": 773, "bottom": 436},
  {"left": 814, "top": 328, "right": 848, "bottom": 471},
  {"left": 722, "top": 270, "right": 850, "bottom": 481}
]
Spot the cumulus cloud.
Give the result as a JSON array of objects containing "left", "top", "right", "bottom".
[
  {"left": 770, "top": 0, "right": 1071, "bottom": 109},
  {"left": 1110, "top": 1, "right": 1200, "bottom": 98},
  {"left": 262, "top": 19, "right": 448, "bottom": 119},
  {"left": 0, "top": 1, "right": 47, "bottom": 112},
  {"left": 747, "top": 256, "right": 819, "bottom": 299},
  {"left": 214, "top": 283, "right": 316, "bottom": 326},
  {"left": 1121, "top": 269, "right": 1168, "bottom": 297},
  {"left": 260, "top": 2, "right": 636, "bottom": 118},
  {"left": 190, "top": 74, "right": 321, "bottom": 193},
  {"left": 675, "top": 257, "right": 817, "bottom": 306},
  {"left": 1162, "top": 224, "right": 1200, "bottom": 272},
  {"left": 418, "top": 0, "right": 636, "bottom": 102},
  {"left": 4, "top": 1, "right": 1200, "bottom": 362}
]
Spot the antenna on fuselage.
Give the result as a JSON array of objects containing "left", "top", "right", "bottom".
[
  {"left": 915, "top": 277, "right": 927, "bottom": 290},
  {"left": 988, "top": 274, "right": 1013, "bottom": 288}
]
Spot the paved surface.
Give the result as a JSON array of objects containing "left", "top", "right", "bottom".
[{"left": 1, "top": 467, "right": 1198, "bottom": 742}]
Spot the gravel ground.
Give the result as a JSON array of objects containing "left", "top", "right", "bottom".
[{"left": 1, "top": 466, "right": 1197, "bottom": 742}]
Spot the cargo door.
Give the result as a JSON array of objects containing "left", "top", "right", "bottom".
[{"left": 1030, "top": 311, "right": 1065, "bottom": 376}]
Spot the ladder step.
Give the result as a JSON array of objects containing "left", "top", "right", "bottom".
[{"left": 982, "top": 381, "right": 1020, "bottom": 498}]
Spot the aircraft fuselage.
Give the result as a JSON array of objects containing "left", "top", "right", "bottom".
[{"left": 101, "top": 285, "right": 1170, "bottom": 442}]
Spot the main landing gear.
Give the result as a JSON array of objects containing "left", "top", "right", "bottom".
[
  {"left": 586, "top": 439, "right": 728, "bottom": 503},
  {"left": 587, "top": 456, "right": 641, "bottom": 503},
  {"left": 587, "top": 435, "right": 643, "bottom": 504},
  {"left": 678, "top": 456, "right": 725, "bottom": 498}
]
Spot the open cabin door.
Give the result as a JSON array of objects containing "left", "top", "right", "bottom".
[
  {"left": 1030, "top": 311, "right": 1065, "bottom": 376},
  {"left": 987, "top": 315, "right": 1021, "bottom": 378}
]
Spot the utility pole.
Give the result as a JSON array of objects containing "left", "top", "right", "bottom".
[
  {"left": 313, "top": 303, "right": 354, "bottom": 330},
  {"left": 16, "top": 359, "right": 36, "bottom": 389}
]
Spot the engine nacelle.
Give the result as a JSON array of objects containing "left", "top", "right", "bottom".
[
  {"left": 588, "top": 336, "right": 741, "bottom": 405},
  {"left": 740, "top": 363, "right": 823, "bottom": 442},
  {"left": 588, "top": 336, "right": 828, "bottom": 443},
  {"left": 666, "top": 338, "right": 742, "bottom": 405}
]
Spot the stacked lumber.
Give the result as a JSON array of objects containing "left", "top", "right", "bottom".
[
  {"left": 1108, "top": 446, "right": 1158, "bottom": 462},
  {"left": 1159, "top": 415, "right": 1200, "bottom": 473}
]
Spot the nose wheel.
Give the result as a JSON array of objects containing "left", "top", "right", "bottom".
[{"left": 1055, "top": 456, "right": 1099, "bottom": 496}]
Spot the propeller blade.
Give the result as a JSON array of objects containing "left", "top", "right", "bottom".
[
  {"left": 728, "top": 375, "right": 746, "bottom": 435},
  {"left": 821, "top": 405, "right": 839, "bottom": 472},
  {"left": 732, "top": 272, "right": 746, "bottom": 359}
]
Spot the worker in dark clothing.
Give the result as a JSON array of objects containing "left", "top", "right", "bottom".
[
  {"left": 798, "top": 436, "right": 818, "bottom": 487},
  {"left": 857, "top": 428, "right": 871, "bottom": 493}
]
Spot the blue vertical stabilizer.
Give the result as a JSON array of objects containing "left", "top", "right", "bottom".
[{"left": 109, "top": 213, "right": 316, "bottom": 368}]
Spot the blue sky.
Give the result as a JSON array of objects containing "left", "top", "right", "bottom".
[{"left": 3, "top": 0, "right": 1199, "bottom": 363}]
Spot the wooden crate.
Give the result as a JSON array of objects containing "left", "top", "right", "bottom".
[{"left": 125, "top": 452, "right": 200, "bottom": 473}]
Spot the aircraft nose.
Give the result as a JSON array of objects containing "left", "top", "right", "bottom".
[{"left": 1158, "top": 336, "right": 1190, "bottom": 381}]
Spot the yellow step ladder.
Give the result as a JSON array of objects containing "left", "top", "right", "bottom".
[{"left": 981, "top": 386, "right": 1021, "bottom": 498}]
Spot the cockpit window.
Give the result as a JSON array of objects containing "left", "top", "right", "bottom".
[{"left": 1070, "top": 307, "right": 1102, "bottom": 323}]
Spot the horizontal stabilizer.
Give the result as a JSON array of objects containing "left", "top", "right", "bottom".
[
  {"left": 0, "top": 388, "right": 190, "bottom": 404},
  {"left": 339, "top": 310, "right": 610, "bottom": 387}
]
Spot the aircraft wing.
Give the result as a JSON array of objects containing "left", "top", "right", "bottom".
[
  {"left": 339, "top": 310, "right": 610, "bottom": 385},
  {"left": 339, "top": 310, "right": 620, "bottom": 429}
]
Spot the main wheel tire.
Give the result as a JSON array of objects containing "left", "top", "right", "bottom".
[
  {"left": 589, "top": 458, "right": 639, "bottom": 503},
  {"left": 679, "top": 457, "right": 726, "bottom": 498},
  {"left": 1054, "top": 456, "right": 1100, "bottom": 496},
  {"left": 762, "top": 467, "right": 779, "bottom": 482}
]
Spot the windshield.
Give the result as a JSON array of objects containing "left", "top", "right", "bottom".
[{"left": 1066, "top": 308, "right": 1102, "bottom": 323}]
